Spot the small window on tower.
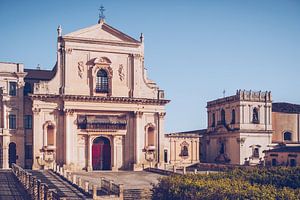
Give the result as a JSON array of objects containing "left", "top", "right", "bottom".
[
  {"left": 252, "top": 108, "right": 259, "bottom": 124},
  {"left": 283, "top": 132, "right": 292, "bottom": 141},
  {"left": 231, "top": 109, "right": 236, "bottom": 124},
  {"left": 212, "top": 113, "right": 216, "bottom": 127},
  {"left": 9, "top": 82, "right": 17, "bottom": 96}
]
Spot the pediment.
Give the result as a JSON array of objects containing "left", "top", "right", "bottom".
[{"left": 64, "top": 23, "right": 140, "bottom": 43}]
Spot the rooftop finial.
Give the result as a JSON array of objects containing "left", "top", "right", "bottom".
[
  {"left": 140, "top": 33, "right": 144, "bottom": 43},
  {"left": 98, "top": 5, "right": 105, "bottom": 24},
  {"left": 57, "top": 25, "right": 62, "bottom": 37}
]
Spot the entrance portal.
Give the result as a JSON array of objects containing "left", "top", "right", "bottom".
[
  {"left": 9, "top": 142, "right": 16, "bottom": 167},
  {"left": 92, "top": 137, "right": 111, "bottom": 170}
]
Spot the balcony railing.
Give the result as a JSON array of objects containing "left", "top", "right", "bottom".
[{"left": 78, "top": 122, "right": 127, "bottom": 130}]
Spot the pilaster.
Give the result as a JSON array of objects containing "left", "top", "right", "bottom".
[
  {"left": 133, "top": 111, "right": 143, "bottom": 169},
  {"left": 158, "top": 112, "right": 166, "bottom": 164},
  {"left": 32, "top": 107, "right": 41, "bottom": 169}
]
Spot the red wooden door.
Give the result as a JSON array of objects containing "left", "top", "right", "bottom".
[
  {"left": 92, "top": 143, "right": 102, "bottom": 170},
  {"left": 92, "top": 137, "right": 111, "bottom": 170}
]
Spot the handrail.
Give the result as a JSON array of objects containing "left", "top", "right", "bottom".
[
  {"left": 50, "top": 163, "right": 124, "bottom": 200},
  {"left": 11, "top": 163, "right": 61, "bottom": 199}
]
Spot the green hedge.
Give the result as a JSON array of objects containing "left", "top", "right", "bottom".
[{"left": 152, "top": 167, "right": 300, "bottom": 200}]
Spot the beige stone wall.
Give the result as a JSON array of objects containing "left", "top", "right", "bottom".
[
  {"left": 272, "top": 112, "right": 300, "bottom": 143},
  {"left": 167, "top": 134, "right": 200, "bottom": 166},
  {"left": 205, "top": 90, "right": 273, "bottom": 165},
  {"left": 0, "top": 62, "right": 26, "bottom": 168},
  {"left": 265, "top": 151, "right": 300, "bottom": 166}
]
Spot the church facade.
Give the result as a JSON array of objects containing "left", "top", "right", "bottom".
[{"left": 0, "top": 19, "right": 169, "bottom": 171}]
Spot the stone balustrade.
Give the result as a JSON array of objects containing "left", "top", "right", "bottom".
[
  {"left": 11, "top": 163, "right": 62, "bottom": 200},
  {"left": 51, "top": 163, "right": 124, "bottom": 200}
]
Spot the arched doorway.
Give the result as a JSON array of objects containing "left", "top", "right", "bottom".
[
  {"left": 9, "top": 142, "right": 16, "bottom": 167},
  {"left": 92, "top": 137, "right": 111, "bottom": 170}
]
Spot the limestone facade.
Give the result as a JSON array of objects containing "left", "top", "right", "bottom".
[
  {"left": 204, "top": 90, "right": 273, "bottom": 165},
  {"left": 0, "top": 20, "right": 169, "bottom": 171}
]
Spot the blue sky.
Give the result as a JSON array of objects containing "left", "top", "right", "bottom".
[{"left": 0, "top": 0, "right": 299, "bottom": 132}]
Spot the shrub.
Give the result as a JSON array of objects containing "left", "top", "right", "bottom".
[{"left": 152, "top": 167, "right": 300, "bottom": 200}]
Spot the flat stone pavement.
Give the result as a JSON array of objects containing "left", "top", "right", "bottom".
[
  {"left": 0, "top": 170, "right": 30, "bottom": 200},
  {"left": 74, "top": 171, "right": 165, "bottom": 189}
]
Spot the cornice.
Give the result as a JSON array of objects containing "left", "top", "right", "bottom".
[
  {"left": 30, "top": 94, "right": 170, "bottom": 106},
  {"left": 62, "top": 36, "right": 140, "bottom": 48}
]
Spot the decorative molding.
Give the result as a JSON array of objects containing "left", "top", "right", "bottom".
[
  {"left": 134, "top": 111, "right": 143, "bottom": 118},
  {"left": 78, "top": 61, "right": 84, "bottom": 78},
  {"left": 180, "top": 141, "right": 189, "bottom": 147},
  {"left": 32, "top": 107, "right": 41, "bottom": 115},
  {"left": 158, "top": 112, "right": 166, "bottom": 119},
  {"left": 236, "top": 137, "right": 246, "bottom": 145},
  {"left": 144, "top": 123, "right": 155, "bottom": 131},
  {"left": 118, "top": 64, "right": 125, "bottom": 81},
  {"left": 64, "top": 109, "right": 75, "bottom": 116},
  {"left": 17, "top": 81, "right": 25, "bottom": 88},
  {"left": 30, "top": 94, "right": 171, "bottom": 105},
  {"left": 94, "top": 57, "right": 112, "bottom": 65},
  {"left": 66, "top": 48, "right": 73, "bottom": 54}
]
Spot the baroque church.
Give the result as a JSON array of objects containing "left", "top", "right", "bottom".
[{"left": 0, "top": 17, "right": 169, "bottom": 171}]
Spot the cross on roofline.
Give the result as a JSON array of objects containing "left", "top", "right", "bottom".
[{"left": 99, "top": 5, "right": 105, "bottom": 21}]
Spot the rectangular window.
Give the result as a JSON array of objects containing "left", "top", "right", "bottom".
[
  {"left": 25, "top": 145, "right": 33, "bottom": 159},
  {"left": 9, "top": 114, "right": 16, "bottom": 129},
  {"left": 24, "top": 115, "right": 32, "bottom": 129},
  {"left": 9, "top": 82, "right": 17, "bottom": 96}
]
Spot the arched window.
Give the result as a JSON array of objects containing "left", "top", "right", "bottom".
[
  {"left": 231, "top": 109, "right": 236, "bottom": 124},
  {"left": 220, "top": 143, "right": 225, "bottom": 154},
  {"left": 253, "top": 148, "right": 259, "bottom": 158},
  {"left": 252, "top": 108, "right": 259, "bottom": 124},
  {"left": 96, "top": 69, "right": 108, "bottom": 93},
  {"left": 180, "top": 144, "right": 189, "bottom": 157},
  {"left": 212, "top": 113, "right": 216, "bottom": 127},
  {"left": 47, "top": 125, "right": 55, "bottom": 146},
  {"left": 284, "top": 132, "right": 292, "bottom": 141},
  {"left": 221, "top": 109, "right": 226, "bottom": 125},
  {"left": 147, "top": 127, "right": 155, "bottom": 146}
]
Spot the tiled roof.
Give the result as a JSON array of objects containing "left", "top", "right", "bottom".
[
  {"left": 25, "top": 67, "right": 56, "bottom": 80},
  {"left": 272, "top": 102, "right": 300, "bottom": 114},
  {"left": 266, "top": 146, "right": 300, "bottom": 153}
]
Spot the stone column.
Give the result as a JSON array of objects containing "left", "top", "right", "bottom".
[
  {"left": 2, "top": 129, "right": 10, "bottom": 169},
  {"left": 112, "top": 135, "right": 123, "bottom": 171},
  {"left": 87, "top": 135, "right": 92, "bottom": 171},
  {"left": 169, "top": 138, "right": 174, "bottom": 163},
  {"left": 158, "top": 112, "right": 166, "bottom": 164},
  {"left": 134, "top": 111, "right": 143, "bottom": 169},
  {"left": 191, "top": 139, "right": 194, "bottom": 163},
  {"left": 64, "top": 109, "right": 74, "bottom": 166},
  {"left": 32, "top": 107, "right": 41, "bottom": 169},
  {"left": 132, "top": 54, "right": 143, "bottom": 98}
]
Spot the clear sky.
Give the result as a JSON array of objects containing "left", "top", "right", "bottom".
[{"left": 0, "top": 0, "right": 299, "bottom": 132}]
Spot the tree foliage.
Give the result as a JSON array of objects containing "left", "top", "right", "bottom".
[{"left": 152, "top": 167, "right": 300, "bottom": 200}]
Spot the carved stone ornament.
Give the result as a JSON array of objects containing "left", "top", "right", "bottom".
[
  {"left": 94, "top": 57, "right": 112, "bottom": 65},
  {"left": 78, "top": 61, "right": 84, "bottom": 78},
  {"left": 66, "top": 48, "right": 73, "bottom": 54},
  {"left": 64, "top": 109, "right": 75, "bottom": 116},
  {"left": 135, "top": 111, "right": 143, "bottom": 118},
  {"left": 32, "top": 107, "right": 41, "bottom": 115},
  {"left": 118, "top": 64, "right": 125, "bottom": 81}
]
